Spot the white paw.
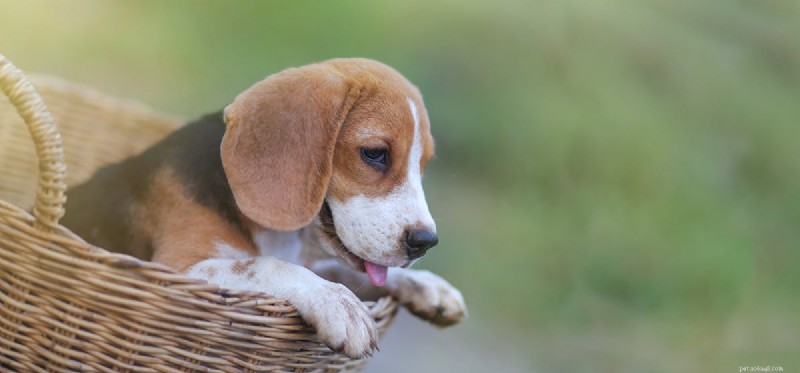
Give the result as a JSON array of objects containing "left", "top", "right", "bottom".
[
  {"left": 389, "top": 269, "right": 467, "bottom": 327},
  {"left": 294, "top": 281, "right": 378, "bottom": 358}
]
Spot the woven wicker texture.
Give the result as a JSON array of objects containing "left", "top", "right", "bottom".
[{"left": 0, "top": 55, "right": 398, "bottom": 372}]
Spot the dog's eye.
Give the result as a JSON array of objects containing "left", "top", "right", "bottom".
[{"left": 360, "top": 148, "right": 389, "bottom": 171}]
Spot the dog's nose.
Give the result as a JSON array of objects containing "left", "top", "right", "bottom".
[{"left": 405, "top": 229, "right": 439, "bottom": 259}]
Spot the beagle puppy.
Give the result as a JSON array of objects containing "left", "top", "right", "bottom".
[{"left": 62, "top": 58, "right": 467, "bottom": 358}]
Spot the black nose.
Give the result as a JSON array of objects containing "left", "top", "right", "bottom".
[{"left": 405, "top": 229, "right": 439, "bottom": 259}]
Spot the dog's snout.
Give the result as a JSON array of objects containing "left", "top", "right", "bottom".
[{"left": 405, "top": 229, "right": 438, "bottom": 259}]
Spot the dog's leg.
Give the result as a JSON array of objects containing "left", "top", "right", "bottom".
[
  {"left": 186, "top": 257, "right": 378, "bottom": 358},
  {"left": 387, "top": 268, "right": 468, "bottom": 327},
  {"left": 312, "top": 260, "right": 467, "bottom": 327}
]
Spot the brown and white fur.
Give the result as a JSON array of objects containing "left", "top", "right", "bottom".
[{"left": 62, "top": 58, "right": 467, "bottom": 358}]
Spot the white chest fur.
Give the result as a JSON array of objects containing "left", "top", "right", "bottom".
[{"left": 252, "top": 228, "right": 303, "bottom": 264}]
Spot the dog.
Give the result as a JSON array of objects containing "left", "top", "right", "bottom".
[{"left": 62, "top": 58, "right": 467, "bottom": 358}]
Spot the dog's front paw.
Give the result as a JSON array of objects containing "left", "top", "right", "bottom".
[
  {"left": 294, "top": 281, "right": 378, "bottom": 358},
  {"left": 389, "top": 269, "right": 467, "bottom": 327}
]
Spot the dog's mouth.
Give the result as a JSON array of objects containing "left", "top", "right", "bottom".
[{"left": 318, "top": 202, "right": 389, "bottom": 286}]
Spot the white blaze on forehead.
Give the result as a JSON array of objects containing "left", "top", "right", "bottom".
[
  {"left": 327, "top": 97, "right": 435, "bottom": 266},
  {"left": 406, "top": 98, "right": 422, "bottom": 177},
  {"left": 405, "top": 98, "right": 434, "bottom": 229}
]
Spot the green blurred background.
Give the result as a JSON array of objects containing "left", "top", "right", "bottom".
[{"left": 2, "top": 1, "right": 799, "bottom": 371}]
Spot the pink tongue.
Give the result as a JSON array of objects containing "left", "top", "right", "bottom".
[{"left": 364, "top": 261, "right": 388, "bottom": 287}]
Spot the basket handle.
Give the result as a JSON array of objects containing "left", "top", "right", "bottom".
[{"left": 0, "top": 54, "right": 67, "bottom": 231}]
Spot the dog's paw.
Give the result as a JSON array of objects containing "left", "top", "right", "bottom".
[
  {"left": 294, "top": 281, "right": 378, "bottom": 358},
  {"left": 389, "top": 269, "right": 467, "bottom": 327}
]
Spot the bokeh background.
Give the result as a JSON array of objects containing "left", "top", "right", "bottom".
[{"left": 2, "top": 1, "right": 799, "bottom": 371}]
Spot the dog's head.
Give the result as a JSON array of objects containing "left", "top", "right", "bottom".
[{"left": 222, "top": 58, "right": 436, "bottom": 284}]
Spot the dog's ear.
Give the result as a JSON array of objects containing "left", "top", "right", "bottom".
[{"left": 221, "top": 64, "right": 360, "bottom": 231}]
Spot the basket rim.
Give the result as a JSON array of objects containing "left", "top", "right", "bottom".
[{"left": 0, "top": 198, "right": 398, "bottom": 318}]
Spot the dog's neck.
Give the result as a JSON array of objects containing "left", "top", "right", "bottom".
[{"left": 248, "top": 223, "right": 332, "bottom": 267}]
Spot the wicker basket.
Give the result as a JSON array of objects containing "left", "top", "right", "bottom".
[{"left": 0, "top": 55, "right": 398, "bottom": 372}]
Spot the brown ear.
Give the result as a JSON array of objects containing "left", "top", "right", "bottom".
[{"left": 221, "top": 64, "right": 360, "bottom": 231}]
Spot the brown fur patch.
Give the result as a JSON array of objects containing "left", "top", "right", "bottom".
[
  {"left": 203, "top": 266, "right": 218, "bottom": 278},
  {"left": 145, "top": 167, "right": 256, "bottom": 272},
  {"left": 232, "top": 258, "right": 257, "bottom": 275}
]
